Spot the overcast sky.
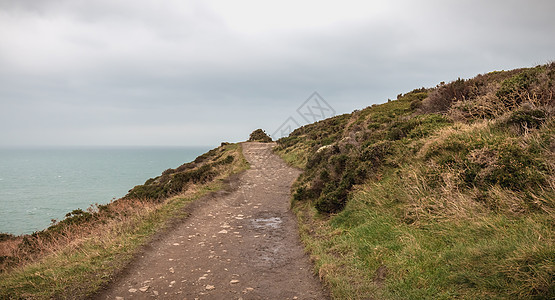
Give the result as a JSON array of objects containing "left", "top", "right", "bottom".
[{"left": 1, "top": 0, "right": 554, "bottom": 147}]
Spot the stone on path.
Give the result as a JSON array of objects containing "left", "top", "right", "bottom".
[{"left": 138, "top": 286, "right": 149, "bottom": 292}]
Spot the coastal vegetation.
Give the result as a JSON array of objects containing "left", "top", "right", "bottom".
[
  {"left": 1, "top": 63, "right": 553, "bottom": 299},
  {"left": 0, "top": 143, "right": 249, "bottom": 299},
  {"left": 248, "top": 128, "right": 273, "bottom": 142},
  {"left": 275, "top": 63, "right": 554, "bottom": 299}
]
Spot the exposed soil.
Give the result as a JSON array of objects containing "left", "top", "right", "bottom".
[{"left": 95, "top": 142, "right": 328, "bottom": 299}]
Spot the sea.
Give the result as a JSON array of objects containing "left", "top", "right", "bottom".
[{"left": 0, "top": 146, "right": 211, "bottom": 235}]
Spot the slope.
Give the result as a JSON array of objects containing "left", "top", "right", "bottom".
[{"left": 275, "top": 63, "right": 555, "bottom": 299}]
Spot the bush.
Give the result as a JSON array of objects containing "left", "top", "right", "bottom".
[
  {"left": 506, "top": 106, "right": 547, "bottom": 131},
  {"left": 361, "top": 140, "right": 394, "bottom": 164},
  {"left": 384, "top": 114, "right": 452, "bottom": 141},
  {"left": 59, "top": 209, "right": 94, "bottom": 227},
  {"left": 315, "top": 177, "right": 352, "bottom": 213},
  {"left": 410, "top": 99, "right": 422, "bottom": 110},
  {"left": 428, "top": 133, "right": 549, "bottom": 193},
  {"left": 293, "top": 186, "right": 317, "bottom": 202},
  {"left": 423, "top": 78, "right": 471, "bottom": 113},
  {"left": 484, "top": 141, "right": 548, "bottom": 190},
  {"left": 496, "top": 68, "right": 539, "bottom": 106},
  {"left": 217, "top": 155, "right": 234, "bottom": 165},
  {"left": 186, "top": 164, "right": 216, "bottom": 183},
  {"left": 305, "top": 145, "right": 338, "bottom": 171},
  {"left": 162, "top": 168, "right": 175, "bottom": 176},
  {"left": 0, "top": 233, "right": 15, "bottom": 242},
  {"left": 125, "top": 184, "right": 168, "bottom": 201},
  {"left": 408, "top": 114, "right": 453, "bottom": 139},
  {"left": 248, "top": 129, "right": 272, "bottom": 142},
  {"left": 123, "top": 146, "right": 237, "bottom": 201},
  {"left": 276, "top": 136, "right": 300, "bottom": 148},
  {"left": 194, "top": 148, "right": 219, "bottom": 164}
]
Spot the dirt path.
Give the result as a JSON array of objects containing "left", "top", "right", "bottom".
[{"left": 96, "top": 142, "right": 327, "bottom": 299}]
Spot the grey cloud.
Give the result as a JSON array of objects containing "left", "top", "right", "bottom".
[{"left": 1, "top": 0, "right": 554, "bottom": 146}]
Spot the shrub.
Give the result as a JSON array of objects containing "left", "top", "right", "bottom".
[
  {"left": 276, "top": 136, "right": 300, "bottom": 148},
  {"left": 410, "top": 99, "right": 422, "bottom": 110},
  {"left": 428, "top": 132, "right": 549, "bottom": 193},
  {"left": 293, "top": 186, "right": 317, "bottom": 202},
  {"left": 384, "top": 114, "right": 452, "bottom": 141},
  {"left": 361, "top": 140, "right": 394, "bottom": 164},
  {"left": 330, "top": 154, "right": 349, "bottom": 176},
  {"left": 162, "top": 168, "right": 175, "bottom": 176},
  {"left": 125, "top": 184, "right": 168, "bottom": 201},
  {"left": 58, "top": 209, "right": 94, "bottom": 227},
  {"left": 423, "top": 78, "right": 472, "bottom": 113},
  {"left": 496, "top": 68, "right": 539, "bottom": 107},
  {"left": 175, "top": 162, "right": 196, "bottom": 173},
  {"left": 484, "top": 141, "right": 548, "bottom": 190},
  {"left": 194, "top": 148, "right": 219, "bottom": 163},
  {"left": 248, "top": 129, "right": 272, "bottom": 142},
  {"left": 0, "top": 233, "right": 15, "bottom": 242},
  {"left": 186, "top": 164, "right": 216, "bottom": 183},
  {"left": 315, "top": 176, "right": 352, "bottom": 213},
  {"left": 506, "top": 106, "right": 547, "bottom": 131},
  {"left": 408, "top": 114, "right": 453, "bottom": 139},
  {"left": 218, "top": 155, "right": 234, "bottom": 165},
  {"left": 367, "top": 122, "right": 380, "bottom": 130},
  {"left": 305, "top": 145, "right": 338, "bottom": 171},
  {"left": 123, "top": 146, "right": 238, "bottom": 201}
]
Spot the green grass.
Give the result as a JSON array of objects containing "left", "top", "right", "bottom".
[
  {"left": 274, "top": 142, "right": 311, "bottom": 169},
  {"left": 297, "top": 178, "right": 554, "bottom": 299},
  {"left": 278, "top": 63, "right": 555, "bottom": 299}
]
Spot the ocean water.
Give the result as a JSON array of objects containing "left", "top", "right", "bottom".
[{"left": 0, "top": 147, "right": 210, "bottom": 235}]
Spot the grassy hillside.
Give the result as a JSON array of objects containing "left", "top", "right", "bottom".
[
  {"left": 276, "top": 63, "right": 554, "bottom": 299},
  {"left": 0, "top": 143, "right": 249, "bottom": 299}
]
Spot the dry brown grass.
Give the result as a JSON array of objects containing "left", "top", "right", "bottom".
[
  {"left": 416, "top": 121, "right": 491, "bottom": 159},
  {"left": 0, "top": 197, "right": 157, "bottom": 272},
  {"left": 401, "top": 167, "right": 488, "bottom": 224},
  {"left": 421, "top": 63, "right": 555, "bottom": 122},
  {"left": 0, "top": 238, "right": 22, "bottom": 258}
]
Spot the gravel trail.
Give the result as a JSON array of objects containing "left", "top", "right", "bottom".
[{"left": 95, "top": 142, "right": 327, "bottom": 300}]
